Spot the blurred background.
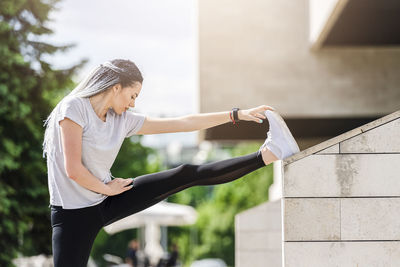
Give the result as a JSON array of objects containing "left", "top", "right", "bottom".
[{"left": 0, "top": 0, "right": 399, "bottom": 266}]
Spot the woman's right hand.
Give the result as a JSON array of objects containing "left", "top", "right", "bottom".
[{"left": 105, "top": 178, "right": 133, "bottom": 196}]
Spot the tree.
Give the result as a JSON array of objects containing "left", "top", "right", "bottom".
[{"left": 0, "top": 0, "right": 83, "bottom": 265}]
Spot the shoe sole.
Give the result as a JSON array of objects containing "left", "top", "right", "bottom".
[{"left": 265, "top": 110, "right": 300, "bottom": 157}]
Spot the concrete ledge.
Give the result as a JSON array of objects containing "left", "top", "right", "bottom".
[
  {"left": 284, "top": 241, "right": 400, "bottom": 267},
  {"left": 284, "top": 110, "right": 400, "bottom": 165},
  {"left": 283, "top": 154, "right": 400, "bottom": 197},
  {"left": 341, "top": 118, "right": 400, "bottom": 153},
  {"left": 316, "top": 144, "right": 339, "bottom": 154}
]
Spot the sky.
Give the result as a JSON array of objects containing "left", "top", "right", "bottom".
[{"left": 44, "top": 0, "right": 198, "bottom": 148}]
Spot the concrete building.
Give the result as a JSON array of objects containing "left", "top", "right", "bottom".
[
  {"left": 198, "top": 0, "right": 400, "bottom": 149},
  {"left": 198, "top": 0, "right": 400, "bottom": 266}
]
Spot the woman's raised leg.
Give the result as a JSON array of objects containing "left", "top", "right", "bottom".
[{"left": 100, "top": 149, "right": 276, "bottom": 225}]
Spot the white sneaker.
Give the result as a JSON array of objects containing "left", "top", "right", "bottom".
[{"left": 258, "top": 110, "right": 300, "bottom": 160}]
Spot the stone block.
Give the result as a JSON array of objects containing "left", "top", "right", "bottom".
[
  {"left": 284, "top": 241, "right": 400, "bottom": 267},
  {"left": 284, "top": 198, "right": 340, "bottom": 241},
  {"left": 236, "top": 201, "right": 281, "bottom": 231},
  {"left": 340, "top": 118, "right": 400, "bottom": 153},
  {"left": 284, "top": 154, "right": 400, "bottom": 197},
  {"left": 235, "top": 200, "right": 282, "bottom": 267},
  {"left": 237, "top": 250, "right": 282, "bottom": 267},
  {"left": 236, "top": 231, "right": 282, "bottom": 251},
  {"left": 341, "top": 198, "right": 400, "bottom": 240}
]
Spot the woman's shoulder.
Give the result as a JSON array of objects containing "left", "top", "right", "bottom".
[
  {"left": 57, "top": 96, "right": 88, "bottom": 128},
  {"left": 58, "top": 95, "right": 87, "bottom": 117},
  {"left": 60, "top": 95, "right": 87, "bottom": 111}
]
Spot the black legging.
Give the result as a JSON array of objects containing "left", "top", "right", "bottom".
[{"left": 51, "top": 151, "right": 266, "bottom": 267}]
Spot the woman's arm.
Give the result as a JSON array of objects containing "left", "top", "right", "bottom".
[
  {"left": 136, "top": 105, "right": 274, "bottom": 135},
  {"left": 59, "top": 118, "right": 132, "bottom": 196}
]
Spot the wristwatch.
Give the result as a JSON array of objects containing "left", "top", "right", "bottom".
[{"left": 232, "top": 108, "right": 240, "bottom": 121}]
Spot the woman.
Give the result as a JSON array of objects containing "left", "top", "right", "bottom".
[{"left": 43, "top": 59, "right": 299, "bottom": 267}]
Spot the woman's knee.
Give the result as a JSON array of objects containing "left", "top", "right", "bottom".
[{"left": 177, "top": 163, "right": 198, "bottom": 175}]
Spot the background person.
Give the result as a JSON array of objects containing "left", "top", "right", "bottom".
[{"left": 125, "top": 239, "right": 139, "bottom": 267}]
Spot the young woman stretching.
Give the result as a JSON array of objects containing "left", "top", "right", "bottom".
[{"left": 43, "top": 59, "right": 300, "bottom": 267}]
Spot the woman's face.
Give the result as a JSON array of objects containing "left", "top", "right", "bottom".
[{"left": 112, "top": 82, "right": 142, "bottom": 115}]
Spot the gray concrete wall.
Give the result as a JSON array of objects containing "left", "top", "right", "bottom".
[
  {"left": 199, "top": 0, "right": 400, "bottom": 118},
  {"left": 282, "top": 116, "right": 400, "bottom": 266},
  {"left": 235, "top": 200, "right": 282, "bottom": 267}
]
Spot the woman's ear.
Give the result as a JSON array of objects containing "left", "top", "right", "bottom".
[{"left": 112, "top": 83, "right": 122, "bottom": 94}]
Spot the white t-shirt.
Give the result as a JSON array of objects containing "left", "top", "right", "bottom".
[{"left": 47, "top": 95, "right": 146, "bottom": 209}]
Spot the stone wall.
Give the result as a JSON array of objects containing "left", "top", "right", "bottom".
[{"left": 282, "top": 112, "right": 400, "bottom": 266}]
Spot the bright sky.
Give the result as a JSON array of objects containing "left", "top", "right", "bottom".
[{"left": 45, "top": 0, "right": 198, "bottom": 147}]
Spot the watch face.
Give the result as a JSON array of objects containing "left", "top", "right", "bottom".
[{"left": 233, "top": 108, "right": 239, "bottom": 120}]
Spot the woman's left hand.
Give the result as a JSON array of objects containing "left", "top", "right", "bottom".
[{"left": 238, "top": 105, "right": 275, "bottom": 123}]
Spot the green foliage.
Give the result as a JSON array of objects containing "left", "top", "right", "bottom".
[
  {"left": 0, "top": 0, "right": 84, "bottom": 265},
  {"left": 169, "top": 143, "right": 274, "bottom": 267},
  {"left": 1, "top": 2, "right": 272, "bottom": 267},
  {"left": 110, "top": 136, "right": 162, "bottom": 179},
  {"left": 168, "top": 186, "right": 213, "bottom": 207}
]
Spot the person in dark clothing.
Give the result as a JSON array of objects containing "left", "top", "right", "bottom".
[
  {"left": 166, "top": 243, "right": 178, "bottom": 267},
  {"left": 125, "top": 239, "right": 139, "bottom": 267}
]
